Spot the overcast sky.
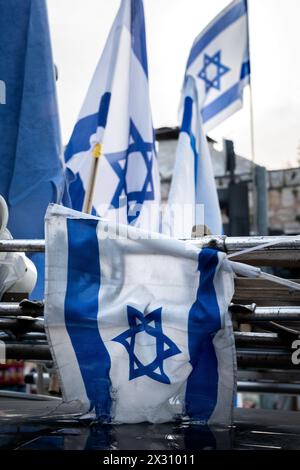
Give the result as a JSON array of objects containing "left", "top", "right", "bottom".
[{"left": 48, "top": 0, "right": 300, "bottom": 170}]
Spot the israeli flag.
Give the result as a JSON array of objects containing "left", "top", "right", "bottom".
[
  {"left": 45, "top": 204, "right": 236, "bottom": 426},
  {"left": 65, "top": 0, "right": 160, "bottom": 231},
  {"left": 186, "top": 0, "right": 250, "bottom": 131},
  {"left": 164, "top": 77, "right": 222, "bottom": 238}
]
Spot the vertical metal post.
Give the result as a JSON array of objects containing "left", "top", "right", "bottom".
[
  {"left": 255, "top": 165, "right": 269, "bottom": 235},
  {"left": 36, "top": 363, "right": 45, "bottom": 395},
  {"left": 246, "top": 0, "right": 258, "bottom": 234}
]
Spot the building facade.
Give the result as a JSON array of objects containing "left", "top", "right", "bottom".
[{"left": 156, "top": 127, "right": 300, "bottom": 236}]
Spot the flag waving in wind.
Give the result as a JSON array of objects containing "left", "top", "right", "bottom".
[
  {"left": 186, "top": 0, "right": 250, "bottom": 131},
  {"left": 164, "top": 0, "right": 249, "bottom": 237},
  {"left": 164, "top": 77, "right": 222, "bottom": 238},
  {"left": 65, "top": 0, "right": 160, "bottom": 231}
]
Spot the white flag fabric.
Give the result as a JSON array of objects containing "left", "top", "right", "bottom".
[
  {"left": 64, "top": 0, "right": 160, "bottom": 231},
  {"left": 186, "top": 0, "right": 250, "bottom": 131},
  {"left": 164, "top": 77, "right": 223, "bottom": 238},
  {"left": 45, "top": 204, "right": 236, "bottom": 426}
]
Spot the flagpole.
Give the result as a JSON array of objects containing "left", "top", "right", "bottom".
[
  {"left": 82, "top": 143, "right": 102, "bottom": 214},
  {"left": 249, "top": 82, "right": 258, "bottom": 233},
  {"left": 246, "top": 0, "right": 258, "bottom": 235},
  {"left": 249, "top": 84, "right": 255, "bottom": 165}
]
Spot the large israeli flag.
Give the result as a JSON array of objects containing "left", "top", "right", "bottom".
[
  {"left": 186, "top": 0, "right": 250, "bottom": 131},
  {"left": 45, "top": 204, "right": 236, "bottom": 425},
  {"left": 164, "top": 77, "right": 222, "bottom": 238},
  {"left": 65, "top": 0, "right": 160, "bottom": 231}
]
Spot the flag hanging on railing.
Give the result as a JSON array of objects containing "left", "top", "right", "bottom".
[
  {"left": 65, "top": 0, "right": 160, "bottom": 231},
  {"left": 0, "top": 0, "right": 70, "bottom": 298},
  {"left": 186, "top": 0, "right": 250, "bottom": 131},
  {"left": 163, "top": 77, "right": 222, "bottom": 238},
  {"left": 45, "top": 204, "right": 236, "bottom": 425}
]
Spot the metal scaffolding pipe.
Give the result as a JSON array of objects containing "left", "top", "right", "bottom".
[
  {"left": 0, "top": 236, "right": 298, "bottom": 270},
  {"left": 0, "top": 235, "right": 299, "bottom": 254},
  {"left": 234, "top": 332, "right": 288, "bottom": 347},
  {"left": 4, "top": 342, "right": 51, "bottom": 360},
  {"left": 0, "top": 333, "right": 47, "bottom": 341},
  {"left": 224, "top": 236, "right": 300, "bottom": 252},
  {"left": 193, "top": 235, "right": 300, "bottom": 252},
  {"left": 1, "top": 303, "right": 300, "bottom": 322},
  {"left": 0, "top": 317, "right": 45, "bottom": 333},
  {"left": 2, "top": 342, "right": 298, "bottom": 370},
  {"left": 0, "top": 303, "right": 43, "bottom": 318},
  {"left": 237, "top": 381, "right": 300, "bottom": 395},
  {"left": 0, "top": 240, "right": 45, "bottom": 252},
  {"left": 256, "top": 306, "right": 300, "bottom": 314},
  {"left": 0, "top": 327, "right": 291, "bottom": 348},
  {"left": 233, "top": 306, "right": 300, "bottom": 322},
  {"left": 18, "top": 333, "right": 47, "bottom": 341},
  {"left": 236, "top": 348, "right": 295, "bottom": 369}
]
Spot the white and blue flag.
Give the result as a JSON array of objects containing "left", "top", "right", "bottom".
[
  {"left": 45, "top": 204, "right": 236, "bottom": 425},
  {"left": 164, "top": 77, "right": 223, "bottom": 238},
  {"left": 186, "top": 0, "right": 250, "bottom": 130},
  {"left": 164, "top": 0, "right": 249, "bottom": 238},
  {"left": 65, "top": 0, "right": 160, "bottom": 230}
]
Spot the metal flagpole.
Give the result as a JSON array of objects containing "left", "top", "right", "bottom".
[
  {"left": 246, "top": 0, "right": 258, "bottom": 234},
  {"left": 82, "top": 143, "right": 102, "bottom": 214},
  {"left": 249, "top": 82, "right": 258, "bottom": 234},
  {"left": 249, "top": 82, "right": 256, "bottom": 168}
]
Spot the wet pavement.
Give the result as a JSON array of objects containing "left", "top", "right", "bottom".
[{"left": 0, "top": 394, "right": 300, "bottom": 450}]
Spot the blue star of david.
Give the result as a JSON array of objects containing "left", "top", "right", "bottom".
[
  {"left": 198, "top": 50, "right": 230, "bottom": 93},
  {"left": 105, "top": 120, "right": 155, "bottom": 224},
  {"left": 112, "top": 306, "right": 181, "bottom": 384}
]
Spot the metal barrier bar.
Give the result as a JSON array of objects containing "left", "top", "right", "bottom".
[
  {"left": 2, "top": 342, "right": 298, "bottom": 370},
  {"left": 0, "top": 317, "right": 45, "bottom": 332},
  {"left": 2, "top": 236, "right": 300, "bottom": 252},
  {"left": 236, "top": 348, "right": 295, "bottom": 369},
  {"left": 233, "top": 306, "right": 300, "bottom": 322},
  {"left": 0, "top": 329, "right": 293, "bottom": 347},
  {"left": 4, "top": 343, "right": 51, "bottom": 360},
  {"left": 237, "top": 381, "right": 300, "bottom": 395},
  {"left": 237, "top": 369, "right": 300, "bottom": 383},
  {"left": 0, "top": 240, "right": 45, "bottom": 252},
  {"left": 192, "top": 236, "right": 300, "bottom": 267},
  {"left": 233, "top": 280, "right": 300, "bottom": 307},
  {"left": 1, "top": 303, "right": 300, "bottom": 321},
  {"left": 0, "top": 303, "right": 43, "bottom": 317},
  {"left": 234, "top": 332, "right": 289, "bottom": 347},
  {"left": 0, "top": 333, "right": 47, "bottom": 342}
]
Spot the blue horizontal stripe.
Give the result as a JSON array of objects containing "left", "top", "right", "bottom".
[
  {"left": 201, "top": 73, "right": 249, "bottom": 124},
  {"left": 187, "top": 0, "right": 247, "bottom": 69},
  {"left": 181, "top": 96, "right": 193, "bottom": 134},
  {"left": 65, "top": 218, "right": 111, "bottom": 420},
  {"left": 65, "top": 92, "right": 112, "bottom": 163},
  {"left": 240, "top": 60, "right": 250, "bottom": 80},
  {"left": 97, "top": 92, "right": 111, "bottom": 128},
  {"left": 65, "top": 113, "right": 98, "bottom": 162}
]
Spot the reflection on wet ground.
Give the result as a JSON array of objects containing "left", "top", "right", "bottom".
[{"left": 0, "top": 395, "right": 300, "bottom": 450}]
